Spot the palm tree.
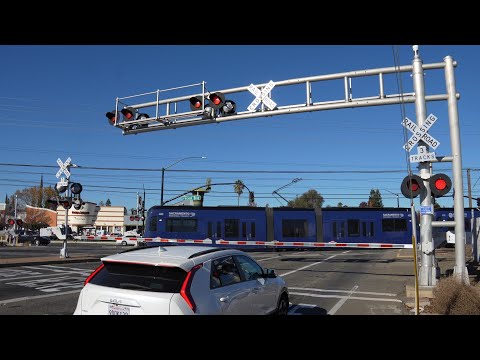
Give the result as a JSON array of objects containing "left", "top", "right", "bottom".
[{"left": 234, "top": 180, "right": 244, "bottom": 206}]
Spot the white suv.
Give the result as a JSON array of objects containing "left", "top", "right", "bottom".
[{"left": 74, "top": 245, "right": 289, "bottom": 315}]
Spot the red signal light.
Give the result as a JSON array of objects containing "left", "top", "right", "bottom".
[
  {"left": 130, "top": 216, "right": 134, "bottom": 221},
  {"left": 429, "top": 173, "right": 452, "bottom": 197},
  {"left": 106, "top": 111, "right": 116, "bottom": 125},
  {"left": 401, "top": 174, "right": 424, "bottom": 198},
  {"left": 121, "top": 107, "right": 135, "bottom": 120},
  {"left": 208, "top": 92, "right": 226, "bottom": 110},
  {"left": 189, "top": 96, "right": 204, "bottom": 111},
  {"left": 8, "top": 219, "right": 15, "bottom": 226},
  {"left": 16, "top": 219, "right": 23, "bottom": 227}
]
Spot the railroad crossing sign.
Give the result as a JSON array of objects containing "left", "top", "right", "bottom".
[
  {"left": 402, "top": 114, "right": 440, "bottom": 152},
  {"left": 56, "top": 157, "right": 72, "bottom": 178},
  {"left": 409, "top": 146, "right": 436, "bottom": 163},
  {"left": 247, "top": 80, "right": 277, "bottom": 112}
]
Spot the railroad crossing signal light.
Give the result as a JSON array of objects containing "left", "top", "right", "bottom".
[
  {"left": 70, "top": 182, "right": 83, "bottom": 195},
  {"left": 16, "top": 219, "right": 23, "bottom": 227},
  {"left": 189, "top": 96, "right": 204, "bottom": 111},
  {"left": 400, "top": 174, "right": 424, "bottom": 198},
  {"left": 220, "top": 100, "right": 237, "bottom": 117},
  {"left": 130, "top": 215, "right": 134, "bottom": 221},
  {"left": 208, "top": 92, "right": 225, "bottom": 110},
  {"left": 7, "top": 219, "right": 15, "bottom": 226},
  {"left": 121, "top": 107, "right": 135, "bottom": 121},
  {"left": 429, "top": 173, "right": 452, "bottom": 198},
  {"left": 60, "top": 199, "right": 72, "bottom": 209},
  {"left": 106, "top": 110, "right": 117, "bottom": 125}
]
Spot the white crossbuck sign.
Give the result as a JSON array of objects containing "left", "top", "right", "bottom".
[
  {"left": 402, "top": 114, "right": 440, "bottom": 152},
  {"left": 247, "top": 80, "right": 277, "bottom": 112},
  {"left": 56, "top": 157, "right": 72, "bottom": 178}
]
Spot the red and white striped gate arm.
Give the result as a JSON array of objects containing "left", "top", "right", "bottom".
[{"left": 75, "top": 236, "right": 412, "bottom": 249}]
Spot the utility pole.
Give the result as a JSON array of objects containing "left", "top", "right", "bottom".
[{"left": 467, "top": 169, "right": 476, "bottom": 263}]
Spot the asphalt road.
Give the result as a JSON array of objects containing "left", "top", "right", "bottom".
[{"left": 0, "top": 247, "right": 415, "bottom": 315}]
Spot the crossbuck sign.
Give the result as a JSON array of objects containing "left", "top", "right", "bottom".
[
  {"left": 56, "top": 157, "right": 72, "bottom": 179},
  {"left": 247, "top": 80, "right": 277, "bottom": 112},
  {"left": 402, "top": 114, "right": 440, "bottom": 152}
]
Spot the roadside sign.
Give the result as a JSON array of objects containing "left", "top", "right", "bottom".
[
  {"left": 402, "top": 114, "right": 440, "bottom": 152},
  {"left": 409, "top": 145, "right": 436, "bottom": 163},
  {"left": 183, "top": 195, "right": 201, "bottom": 201},
  {"left": 420, "top": 205, "right": 434, "bottom": 215},
  {"left": 56, "top": 157, "right": 72, "bottom": 178},
  {"left": 247, "top": 80, "right": 277, "bottom": 112}
]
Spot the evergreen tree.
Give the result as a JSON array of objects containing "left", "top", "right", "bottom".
[
  {"left": 368, "top": 189, "right": 384, "bottom": 208},
  {"left": 106, "top": 199, "right": 112, "bottom": 206}
]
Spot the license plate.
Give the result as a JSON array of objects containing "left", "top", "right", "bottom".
[{"left": 108, "top": 304, "right": 130, "bottom": 315}]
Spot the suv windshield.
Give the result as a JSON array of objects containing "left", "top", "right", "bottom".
[{"left": 89, "top": 262, "right": 187, "bottom": 293}]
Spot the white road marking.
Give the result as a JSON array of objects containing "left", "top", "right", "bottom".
[
  {"left": 0, "top": 289, "right": 81, "bottom": 305},
  {"left": 40, "top": 265, "right": 94, "bottom": 271},
  {"left": 289, "top": 287, "right": 397, "bottom": 297},
  {"left": 7, "top": 275, "right": 85, "bottom": 293},
  {"left": 0, "top": 272, "right": 89, "bottom": 282},
  {"left": 0, "top": 269, "right": 42, "bottom": 278},
  {"left": 22, "top": 265, "right": 90, "bottom": 274},
  {"left": 288, "top": 303, "right": 317, "bottom": 315},
  {"left": 289, "top": 291, "right": 403, "bottom": 303},
  {"left": 328, "top": 285, "right": 358, "bottom": 315},
  {"left": 279, "top": 250, "right": 350, "bottom": 277}
]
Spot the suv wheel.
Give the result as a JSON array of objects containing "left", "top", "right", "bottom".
[
  {"left": 276, "top": 293, "right": 289, "bottom": 315},
  {"left": 121, "top": 240, "right": 127, "bottom": 246},
  {"left": 34, "top": 239, "right": 40, "bottom": 246}
]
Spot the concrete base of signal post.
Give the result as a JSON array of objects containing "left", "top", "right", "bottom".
[{"left": 59, "top": 240, "right": 69, "bottom": 258}]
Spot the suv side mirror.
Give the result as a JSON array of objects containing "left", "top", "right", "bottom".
[{"left": 265, "top": 268, "right": 277, "bottom": 278}]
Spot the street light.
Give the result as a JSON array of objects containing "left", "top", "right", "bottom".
[
  {"left": 272, "top": 178, "right": 302, "bottom": 205},
  {"left": 161, "top": 156, "right": 206, "bottom": 206},
  {"left": 382, "top": 189, "right": 400, "bottom": 208}
]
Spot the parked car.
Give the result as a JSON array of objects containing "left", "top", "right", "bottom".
[
  {"left": 74, "top": 245, "right": 289, "bottom": 315},
  {"left": 17, "top": 230, "right": 50, "bottom": 246}
]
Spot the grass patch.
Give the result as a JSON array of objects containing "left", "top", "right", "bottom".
[{"left": 428, "top": 277, "right": 480, "bottom": 315}]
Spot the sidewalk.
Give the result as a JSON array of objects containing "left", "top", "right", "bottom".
[{"left": 0, "top": 253, "right": 102, "bottom": 268}]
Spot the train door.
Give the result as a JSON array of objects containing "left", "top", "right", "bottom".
[
  {"left": 361, "top": 221, "right": 375, "bottom": 242},
  {"left": 332, "top": 221, "right": 345, "bottom": 242},
  {"left": 240, "top": 221, "right": 256, "bottom": 241},
  {"left": 207, "top": 220, "right": 223, "bottom": 241}
]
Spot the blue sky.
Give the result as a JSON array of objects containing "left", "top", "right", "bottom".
[{"left": 0, "top": 45, "right": 479, "bottom": 212}]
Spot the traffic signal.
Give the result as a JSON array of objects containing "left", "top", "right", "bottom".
[
  {"left": 121, "top": 107, "right": 135, "bottom": 121},
  {"left": 73, "top": 198, "right": 85, "bottom": 210},
  {"left": 59, "top": 198, "right": 72, "bottom": 209},
  {"left": 16, "top": 219, "right": 23, "bottom": 227},
  {"left": 189, "top": 96, "right": 204, "bottom": 111},
  {"left": 220, "top": 100, "right": 237, "bottom": 117},
  {"left": 429, "top": 173, "right": 452, "bottom": 198},
  {"left": 106, "top": 110, "right": 117, "bottom": 125},
  {"left": 400, "top": 174, "right": 424, "bottom": 198},
  {"left": 130, "top": 215, "right": 134, "bottom": 221},
  {"left": 70, "top": 182, "right": 83, "bottom": 195},
  {"left": 249, "top": 191, "right": 255, "bottom": 204},
  {"left": 7, "top": 219, "right": 15, "bottom": 226},
  {"left": 208, "top": 92, "right": 225, "bottom": 110}
]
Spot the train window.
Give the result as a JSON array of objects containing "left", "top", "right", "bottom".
[
  {"left": 251, "top": 222, "right": 256, "bottom": 238},
  {"left": 382, "top": 219, "right": 407, "bottom": 232},
  {"left": 333, "top": 223, "right": 337, "bottom": 237},
  {"left": 208, "top": 222, "right": 213, "bottom": 238},
  {"left": 225, "top": 219, "right": 239, "bottom": 238},
  {"left": 217, "top": 222, "right": 222, "bottom": 238},
  {"left": 149, "top": 216, "right": 158, "bottom": 232},
  {"left": 282, "top": 219, "right": 307, "bottom": 238},
  {"left": 348, "top": 219, "right": 360, "bottom": 237},
  {"left": 166, "top": 218, "right": 198, "bottom": 232},
  {"left": 370, "top": 222, "right": 375, "bottom": 237},
  {"left": 242, "top": 222, "right": 247, "bottom": 238}
]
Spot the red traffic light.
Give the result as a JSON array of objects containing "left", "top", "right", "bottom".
[
  {"left": 60, "top": 199, "right": 72, "bottom": 209},
  {"left": 130, "top": 216, "right": 134, "bottom": 221},
  {"left": 8, "top": 219, "right": 15, "bottom": 226},
  {"left": 208, "top": 92, "right": 226, "bottom": 110},
  {"left": 106, "top": 110, "right": 117, "bottom": 125},
  {"left": 16, "top": 219, "right": 23, "bottom": 226},
  {"left": 189, "top": 96, "right": 204, "bottom": 111},
  {"left": 121, "top": 107, "right": 135, "bottom": 120},
  {"left": 429, "top": 173, "right": 452, "bottom": 198},
  {"left": 401, "top": 174, "right": 424, "bottom": 198}
]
